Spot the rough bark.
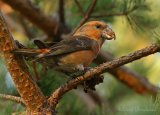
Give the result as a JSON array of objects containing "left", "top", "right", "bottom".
[{"left": 0, "top": 11, "right": 54, "bottom": 114}]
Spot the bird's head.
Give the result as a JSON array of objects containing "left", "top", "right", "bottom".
[{"left": 74, "top": 21, "right": 116, "bottom": 46}]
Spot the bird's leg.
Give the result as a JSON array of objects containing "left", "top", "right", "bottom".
[
  {"left": 69, "top": 64, "right": 92, "bottom": 78},
  {"left": 72, "top": 66, "right": 104, "bottom": 93},
  {"left": 32, "top": 61, "right": 39, "bottom": 81},
  {"left": 69, "top": 64, "right": 84, "bottom": 77},
  {"left": 53, "top": 64, "right": 84, "bottom": 78},
  {"left": 69, "top": 65, "right": 93, "bottom": 91},
  {"left": 79, "top": 67, "right": 92, "bottom": 92}
]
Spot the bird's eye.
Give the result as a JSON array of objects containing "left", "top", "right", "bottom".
[{"left": 96, "top": 25, "right": 101, "bottom": 29}]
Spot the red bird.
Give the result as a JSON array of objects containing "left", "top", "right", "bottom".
[{"left": 14, "top": 21, "right": 115, "bottom": 74}]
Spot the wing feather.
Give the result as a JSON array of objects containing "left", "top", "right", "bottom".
[
  {"left": 36, "top": 36, "right": 98, "bottom": 58},
  {"left": 13, "top": 36, "right": 98, "bottom": 60}
]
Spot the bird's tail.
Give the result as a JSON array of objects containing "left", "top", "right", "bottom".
[{"left": 13, "top": 48, "right": 50, "bottom": 60}]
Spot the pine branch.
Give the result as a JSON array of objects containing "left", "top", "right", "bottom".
[
  {"left": 96, "top": 52, "right": 159, "bottom": 94},
  {"left": 18, "top": 16, "right": 34, "bottom": 39},
  {"left": 72, "top": 0, "right": 97, "bottom": 34},
  {"left": 59, "top": 0, "right": 65, "bottom": 26},
  {"left": 2, "top": 0, "right": 59, "bottom": 38},
  {"left": 91, "top": 4, "right": 142, "bottom": 18},
  {"left": 74, "top": 0, "right": 85, "bottom": 16},
  {"left": 0, "top": 93, "right": 24, "bottom": 104},
  {"left": 0, "top": 11, "right": 49, "bottom": 113},
  {"left": 48, "top": 44, "right": 160, "bottom": 108}
]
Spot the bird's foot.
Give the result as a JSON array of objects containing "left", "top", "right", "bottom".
[{"left": 69, "top": 65, "right": 91, "bottom": 78}]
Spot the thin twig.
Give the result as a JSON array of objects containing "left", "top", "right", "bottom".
[
  {"left": 74, "top": 0, "right": 85, "bottom": 16},
  {"left": 91, "top": 5, "right": 140, "bottom": 18},
  {"left": 32, "top": 61, "right": 39, "bottom": 81},
  {"left": 48, "top": 44, "right": 160, "bottom": 108},
  {"left": 18, "top": 16, "right": 34, "bottom": 39},
  {"left": 0, "top": 93, "right": 24, "bottom": 104},
  {"left": 59, "top": 0, "right": 65, "bottom": 25},
  {"left": 72, "top": 0, "right": 97, "bottom": 34},
  {"left": 2, "top": 0, "right": 59, "bottom": 38}
]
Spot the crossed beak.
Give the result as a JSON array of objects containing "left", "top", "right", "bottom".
[{"left": 101, "top": 26, "right": 116, "bottom": 40}]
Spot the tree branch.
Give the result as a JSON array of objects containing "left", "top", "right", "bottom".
[
  {"left": 72, "top": 0, "right": 97, "bottom": 34},
  {"left": 91, "top": 5, "right": 141, "bottom": 18},
  {"left": 96, "top": 52, "right": 159, "bottom": 94},
  {"left": 0, "top": 93, "right": 24, "bottom": 104},
  {"left": 48, "top": 44, "right": 160, "bottom": 108},
  {"left": 74, "top": 0, "right": 85, "bottom": 16},
  {"left": 0, "top": 11, "right": 51, "bottom": 113},
  {"left": 18, "top": 16, "right": 34, "bottom": 39},
  {"left": 58, "top": 0, "right": 65, "bottom": 26},
  {"left": 2, "top": 0, "right": 60, "bottom": 38}
]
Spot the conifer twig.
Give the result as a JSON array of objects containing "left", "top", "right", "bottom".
[
  {"left": 72, "top": 0, "right": 97, "bottom": 34},
  {"left": 74, "top": 0, "right": 85, "bottom": 16},
  {"left": 0, "top": 93, "right": 24, "bottom": 104},
  {"left": 2, "top": 0, "right": 59, "bottom": 37}
]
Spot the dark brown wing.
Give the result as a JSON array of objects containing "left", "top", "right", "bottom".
[
  {"left": 38, "top": 36, "right": 98, "bottom": 57},
  {"left": 34, "top": 40, "right": 57, "bottom": 49},
  {"left": 13, "top": 36, "right": 98, "bottom": 59}
]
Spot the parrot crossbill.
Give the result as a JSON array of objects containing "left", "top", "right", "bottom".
[{"left": 13, "top": 21, "right": 115, "bottom": 91}]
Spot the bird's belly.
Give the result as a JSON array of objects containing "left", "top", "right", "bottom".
[{"left": 59, "top": 50, "right": 96, "bottom": 67}]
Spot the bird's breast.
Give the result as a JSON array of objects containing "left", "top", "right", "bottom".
[{"left": 59, "top": 50, "right": 97, "bottom": 67}]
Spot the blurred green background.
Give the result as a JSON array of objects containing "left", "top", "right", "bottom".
[{"left": 0, "top": 0, "right": 160, "bottom": 114}]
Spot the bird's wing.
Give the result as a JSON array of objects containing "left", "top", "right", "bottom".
[
  {"left": 13, "top": 36, "right": 98, "bottom": 59},
  {"left": 34, "top": 40, "right": 57, "bottom": 49},
  {"left": 37, "top": 36, "right": 98, "bottom": 58}
]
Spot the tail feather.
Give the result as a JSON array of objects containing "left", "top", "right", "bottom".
[
  {"left": 13, "top": 48, "right": 51, "bottom": 60},
  {"left": 13, "top": 49, "right": 41, "bottom": 57}
]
